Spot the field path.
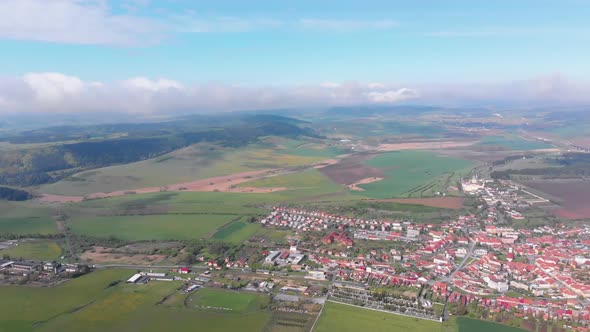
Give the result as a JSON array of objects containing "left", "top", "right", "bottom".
[{"left": 345, "top": 177, "right": 384, "bottom": 191}]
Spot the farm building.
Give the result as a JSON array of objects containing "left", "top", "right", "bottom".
[
  {"left": 0, "top": 260, "right": 14, "bottom": 270},
  {"left": 127, "top": 274, "right": 150, "bottom": 284},
  {"left": 127, "top": 274, "right": 142, "bottom": 283},
  {"left": 11, "top": 261, "right": 40, "bottom": 274}
]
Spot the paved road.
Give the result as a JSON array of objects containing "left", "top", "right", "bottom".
[
  {"left": 428, "top": 237, "right": 475, "bottom": 286},
  {"left": 447, "top": 239, "right": 476, "bottom": 281}
]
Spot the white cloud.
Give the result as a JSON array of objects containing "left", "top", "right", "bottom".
[
  {"left": 365, "top": 82, "right": 387, "bottom": 89},
  {"left": 366, "top": 88, "right": 419, "bottom": 103},
  {"left": 122, "top": 77, "right": 184, "bottom": 91},
  {"left": 1, "top": 73, "right": 589, "bottom": 115},
  {"left": 0, "top": 0, "right": 165, "bottom": 46},
  {"left": 23, "top": 72, "right": 85, "bottom": 101}
]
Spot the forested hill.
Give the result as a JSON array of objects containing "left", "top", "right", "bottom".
[
  {"left": 0, "top": 114, "right": 321, "bottom": 187},
  {"left": 0, "top": 186, "right": 32, "bottom": 201}
]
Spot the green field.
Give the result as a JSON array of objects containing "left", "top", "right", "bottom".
[
  {"left": 456, "top": 317, "right": 527, "bottom": 332},
  {"left": 0, "top": 269, "right": 271, "bottom": 332},
  {"left": 188, "top": 288, "right": 269, "bottom": 312},
  {"left": 40, "top": 142, "right": 332, "bottom": 196},
  {"left": 210, "top": 219, "right": 262, "bottom": 244},
  {"left": 241, "top": 169, "right": 355, "bottom": 201},
  {"left": 67, "top": 214, "right": 236, "bottom": 241},
  {"left": 265, "top": 311, "right": 315, "bottom": 332},
  {"left": 355, "top": 201, "right": 444, "bottom": 213},
  {"left": 359, "top": 150, "right": 473, "bottom": 198},
  {"left": 478, "top": 135, "right": 552, "bottom": 150},
  {"left": 315, "top": 301, "right": 446, "bottom": 332},
  {"left": 0, "top": 201, "right": 56, "bottom": 235},
  {"left": 0, "top": 240, "right": 62, "bottom": 261},
  {"left": 271, "top": 138, "right": 343, "bottom": 158},
  {"left": 71, "top": 191, "right": 266, "bottom": 216}
]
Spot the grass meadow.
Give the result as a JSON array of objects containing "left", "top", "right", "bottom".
[
  {"left": 187, "top": 288, "right": 270, "bottom": 312},
  {"left": 210, "top": 219, "right": 263, "bottom": 244}
]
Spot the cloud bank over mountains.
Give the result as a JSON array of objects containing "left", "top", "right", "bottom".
[{"left": 0, "top": 72, "right": 588, "bottom": 114}]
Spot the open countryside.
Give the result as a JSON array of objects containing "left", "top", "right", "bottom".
[{"left": 1, "top": 1, "right": 589, "bottom": 332}]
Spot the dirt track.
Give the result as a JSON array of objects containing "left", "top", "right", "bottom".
[{"left": 345, "top": 177, "right": 384, "bottom": 191}]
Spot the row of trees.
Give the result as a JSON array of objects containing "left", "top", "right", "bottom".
[{"left": 0, "top": 186, "right": 32, "bottom": 201}]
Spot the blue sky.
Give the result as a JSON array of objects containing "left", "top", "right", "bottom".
[{"left": 0, "top": 0, "right": 589, "bottom": 113}]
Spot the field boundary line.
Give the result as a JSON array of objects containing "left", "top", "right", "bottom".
[
  {"left": 309, "top": 297, "right": 327, "bottom": 332},
  {"left": 326, "top": 299, "right": 442, "bottom": 323}
]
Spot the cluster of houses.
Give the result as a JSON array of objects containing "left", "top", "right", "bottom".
[
  {"left": 448, "top": 224, "right": 590, "bottom": 300},
  {"left": 260, "top": 207, "right": 425, "bottom": 235},
  {"left": 256, "top": 179, "right": 590, "bottom": 327}
]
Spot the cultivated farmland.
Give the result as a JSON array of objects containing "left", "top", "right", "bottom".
[
  {"left": 477, "top": 135, "right": 552, "bottom": 151},
  {"left": 522, "top": 179, "right": 590, "bottom": 219},
  {"left": 319, "top": 153, "right": 384, "bottom": 184},
  {"left": 40, "top": 142, "right": 333, "bottom": 197},
  {"left": 355, "top": 150, "right": 473, "bottom": 198},
  {"left": 0, "top": 201, "right": 56, "bottom": 235},
  {"left": 241, "top": 169, "right": 357, "bottom": 201}
]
